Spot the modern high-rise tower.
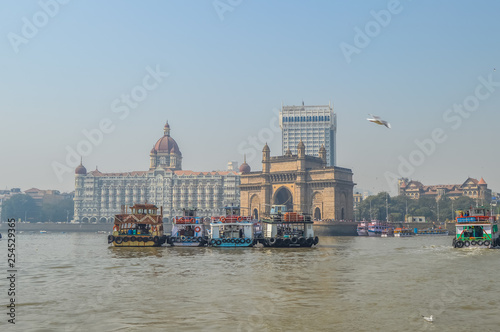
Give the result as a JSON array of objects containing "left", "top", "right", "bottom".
[{"left": 280, "top": 102, "right": 337, "bottom": 166}]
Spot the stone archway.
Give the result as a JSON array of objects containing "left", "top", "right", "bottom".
[
  {"left": 273, "top": 187, "right": 293, "bottom": 211},
  {"left": 314, "top": 207, "right": 321, "bottom": 220},
  {"left": 99, "top": 217, "right": 107, "bottom": 223},
  {"left": 250, "top": 194, "right": 260, "bottom": 217},
  {"left": 253, "top": 208, "right": 258, "bottom": 219}
]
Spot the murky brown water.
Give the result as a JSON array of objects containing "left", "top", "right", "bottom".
[{"left": 1, "top": 233, "right": 499, "bottom": 331}]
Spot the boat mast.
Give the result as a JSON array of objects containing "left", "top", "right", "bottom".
[{"left": 386, "top": 193, "right": 389, "bottom": 222}]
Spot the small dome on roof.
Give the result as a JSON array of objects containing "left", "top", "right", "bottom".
[
  {"left": 75, "top": 163, "right": 87, "bottom": 175},
  {"left": 239, "top": 163, "right": 251, "bottom": 174}
]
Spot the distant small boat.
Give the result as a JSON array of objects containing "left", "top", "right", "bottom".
[
  {"left": 394, "top": 227, "right": 414, "bottom": 237},
  {"left": 415, "top": 228, "right": 449, "bottom": 236},
  {"left": 367, "top": 221, "right": 392, "bottom": 237},
  {"left": 357, "top": 221, "right": 369, "bottom": 236},
  {"left": 40, "top": 230, "right": 47, "bottom": 234},
  {"left": 381, "top": 228, "right": 394, "bottom": 237}
]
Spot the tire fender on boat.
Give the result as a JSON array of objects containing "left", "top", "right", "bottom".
[
  {"left": 108, "top": 235, "right": 114, "bottom": 244},
  {"left": 483, "top": 240, "right": 490, "bottom": 247},
  {"left": 115, "top": 237, "right": 123, "bottom": 244},
  {"left": 153, "top": 236, "right": 159, "bottom": 243},
  {"left": 464, "top": 241, "right": 470, "bottom": 247},
  {"left": 269, "top": 237, "right": 276, "bottom": 245},
  {"left": 216, "top": 240, "right": 222, "bottom": 246},
  {"left": 123, "top": 237, "right": 129, "bottom": 243},
  {"left": 455, "top": 241, "right": 463, "bottom": 248}
]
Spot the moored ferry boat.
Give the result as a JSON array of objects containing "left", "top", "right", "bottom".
[
  {"left": 415, "top": 228, "right": 449, "bottom": 236},
  {"left": 208, "top": 207, "right": 256, "bottom": 247},
  {"left": 168, "top": 209, "right": 208, "bottom": 247},
  {"left": 109, "top": 203, "right": 167, "bottom": 247},
  {"left": 357, "top": 221, "right": 369, "bottom": 236},
  {"left": 261, "top": 205, "right": 318, "bottom": 247},
  {"left": 381, "top": 227, "right": 394, "bottom": 237},
  {"left": 393, "top": 227, "right": 414, "bottom": 237},
  {"left": 453, "top": 207, "right": 500, "bottom": 248},
  {"left": 367, "top": 221, "right": 392, "bottom": 237}
]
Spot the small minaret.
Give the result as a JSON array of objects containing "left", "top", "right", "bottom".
[
  {"left": 297, "top": 140, "right": 305, "bottom": 158},
  {"left": 149, "top": 147, "right": 157, "bottom": 170},
  {"left": 319, "top": 144, "right": 327, "bottom": 166},
  {"left": 262, "top": 143, "right": 270, "bottom": 173},
  {"left": 297, "top": 140, "right": 306, "bottom": 171}
]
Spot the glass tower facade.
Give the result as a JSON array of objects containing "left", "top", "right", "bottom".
[{"left": 280, "top": 103, "right": 337, "bottom": 166}]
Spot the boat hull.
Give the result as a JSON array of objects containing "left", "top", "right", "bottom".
[
  {"left": 416, "top": 231, "right": 449, "bottom": 236},
  {"left": 210, "top": 238, "right": 254, "bottom": 247},
  {"left": 170, "top": 241, "right": 205, "bottom": 247},
  {"left": 109, "top": 235, "right": 166, "bottom": 247},
  {"left": 394, "top": 233, "right": 413, "bottom": 237},
  {"left": 367, "top": 230, "right": 382, "bottom": 237},
  {"left": 262, "top": 236, "right": 318, "bottom": 247}
]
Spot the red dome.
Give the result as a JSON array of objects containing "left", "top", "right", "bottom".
[
  {"left": 239, "top": 162, "right": 251, "bottom": 174},
  {"left": 154, "top": 135, "right": 181, "bottom": 155},
  {"left": 75, "top": 164, "right": 87, "bottom": 175}
]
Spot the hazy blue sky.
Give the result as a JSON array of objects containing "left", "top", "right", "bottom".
[{"left": 1, "top": 0, "right": 499, "bottom": 195}]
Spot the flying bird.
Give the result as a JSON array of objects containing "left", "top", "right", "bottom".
[
  {"left": 367, "top": 114, "right": 391, "bottom": 128},
  {"left": 422, "top": 315, "right": 434, "bottom": 322}
]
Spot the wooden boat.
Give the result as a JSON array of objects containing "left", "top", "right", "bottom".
[{"left": 108, "top": 203, "right": 167, "bottom": 247}]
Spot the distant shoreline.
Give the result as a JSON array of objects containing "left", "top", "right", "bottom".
[{"left": 0, "top": 222, "right": 112, "bottom": 233}]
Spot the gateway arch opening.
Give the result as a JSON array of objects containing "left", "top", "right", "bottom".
[{"left": 273, "top": 187, "right": 293, "bottom": 212}]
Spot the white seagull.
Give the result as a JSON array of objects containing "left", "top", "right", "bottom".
[
  {"left": 422, "top": 315, "right": 434, "bottom": 322},
  {"left": 367, "top": 114, "right": 391, "bottom": 128}
]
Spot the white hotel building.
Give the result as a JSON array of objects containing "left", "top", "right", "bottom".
[
  {"left": 73, "top": 122, "right": 240, "bottom": 223},
  {"left": 280, "top": 102, "right": 337, "bottom": 166}
]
